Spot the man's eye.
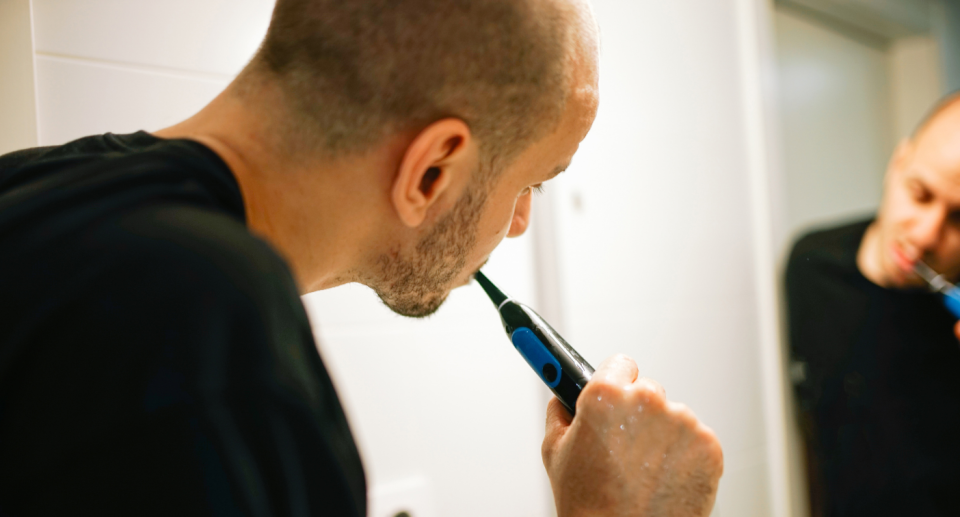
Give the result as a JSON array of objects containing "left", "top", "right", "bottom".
[
  {"left": 520, "top": 184, "right": 545, "bottom": 197},
  {"left": 909, "top": 182, "right": 932, "bottom": 203}
]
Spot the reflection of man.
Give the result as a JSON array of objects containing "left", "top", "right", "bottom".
[
  {"left": 0, "top": 0, "right": 723, "bottom": 515},
  {"left": 787, "top": 94, "right": 960, "bottom": 516}
]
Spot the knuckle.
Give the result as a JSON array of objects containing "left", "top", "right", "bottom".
[
  {"left": 668, "top": 402, "right": 699, "bottom": 426},
  {"left": 581, "top": 378, "right": 624, "bottom": 404},
  {"left": 612, "top": 353, "right": 636, "bottom": 366},
  {"left": 695, "top": 425, "right": 724, "bottom": 473},
  {"left": 630, "top": 382, "right": 666, "bottom": 410}
]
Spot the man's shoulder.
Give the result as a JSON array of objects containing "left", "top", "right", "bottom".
[
  {"left": 5, "top": 199, "right": 296, "bottom": 328},
  {"left": 15, "top": 202, "right": 312, "bottom": 382},
  {"left": 788, "top": 218, "right": 872, "bottom": 274},
  {"left": 105, "top": 203, "right": 297, "bottom": 303}
]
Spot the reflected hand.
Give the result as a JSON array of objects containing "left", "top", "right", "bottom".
[
  {"left": 954, "top": 321, "right": 960, "bottom": 342},
  {"left": 542, "top": 354, "right": 723, "bottom": 517}
]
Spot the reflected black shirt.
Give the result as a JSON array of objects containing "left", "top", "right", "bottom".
[
  {"left": 787, "top": 219, "right": 960, "bottom": 517},
  {"left": 0, "top": 132, "right": 365, "bottom": 516}
]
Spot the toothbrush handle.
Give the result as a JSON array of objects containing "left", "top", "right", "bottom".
[
  {"left": 502, "top": 302, "right": 594, "bottom": 416},
  {"left": 943, "top": 288, "right": 960, "bottom": 319}
]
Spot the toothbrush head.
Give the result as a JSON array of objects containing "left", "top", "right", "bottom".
[
  {"left": 914, "top": 261, "right": 955, "bottom": 294},
  {"left": 474, "top": 271, "right": 508, "bottom": 307}
]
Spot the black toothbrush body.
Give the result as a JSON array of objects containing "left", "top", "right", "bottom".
[{"left": 475, "top": 271, "right": 594, "bottom": 416}]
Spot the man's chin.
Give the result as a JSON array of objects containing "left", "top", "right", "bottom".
[
  {"left": 883, "top": 263, "right": 929, "bottom": 290},
  {"left": 378, "top": 290, "right": 451, "bottom": 319}
]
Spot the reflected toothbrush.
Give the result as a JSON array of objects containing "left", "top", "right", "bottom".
[
  {"left": 914, "top": 260, "right": 960, "bottom": 318},
  {"left": 474, "top": 271, "right": 594, "bottom": 416}
]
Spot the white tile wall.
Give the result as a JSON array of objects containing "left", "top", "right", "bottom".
[
  {"left": 32, "top": 0, "right": 273, "bottom": 76},
  {"left": 546, "top": 0, "right": 776, "bottom": 515},
  {"left": 35, "top": 55, "right": 228, "bottom": 145}
]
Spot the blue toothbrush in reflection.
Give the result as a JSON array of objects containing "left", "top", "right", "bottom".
[
  {"left": 475, "top": 271, "right": 594, "bottom": 416},
  {"left": 914, "top": 261, "right": 960, "bottom": 318}
]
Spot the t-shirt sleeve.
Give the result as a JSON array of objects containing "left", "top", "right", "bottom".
[
  {"left": 3, "top": 205, "right": 365, "bottom": 516},
  {"left": 785, "top": 234, "right": 820, "bottom": 411}
]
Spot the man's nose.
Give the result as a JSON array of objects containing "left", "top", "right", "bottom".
[
  {"left": 911, "top": 204, "right": 947, "bottom": 252},
  {"left": 507, "top": 191, "right": 532, "bottom": 238}
]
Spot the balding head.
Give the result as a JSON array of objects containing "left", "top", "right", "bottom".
[
  {"left": 907, "top": 92, "right": 960, "bottom": 185},
  {"left": 860, "top": 91, "right": 960, "bottom": 289},
  {"left": 244, "top": 0, "right": 595, "bottom": 175},
  {"left": 912, "top": 91, "right": 960, "bottom": 142}
]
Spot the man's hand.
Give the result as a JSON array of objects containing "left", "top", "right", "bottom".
[
  {"left": 542, "top": 354, "right": 723, "bottom": 517},
  {"left": 954, "top": 321, "right": 960, "bottom": 342}
]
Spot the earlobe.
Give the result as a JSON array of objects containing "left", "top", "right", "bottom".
[{"left": 392, "top": 119, "right": 474, "bottom": 228}]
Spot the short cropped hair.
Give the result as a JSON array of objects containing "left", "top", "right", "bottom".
[{"left": 251, "top": 0, "right": 570, "bottom": 174}]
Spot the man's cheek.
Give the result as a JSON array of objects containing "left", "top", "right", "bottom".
[
  {"left": 944, "top": 237, "right": 960, "bottom": 273},
  {"left": 476, "top": 216, "right": 512, "bottom": 261},
  {"left": 489, "top": 203, "right": 516, "bottom": 239}
]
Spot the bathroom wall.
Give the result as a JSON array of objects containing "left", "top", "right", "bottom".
[
  {"left": 773, "top": 2, "right": 943, "bottom": 245},
  {"left": 541, "top": 0, "right": 788, "bottom": 515},
  {"left": 0, "top": 0, "right": 38, "bottom": 155}
]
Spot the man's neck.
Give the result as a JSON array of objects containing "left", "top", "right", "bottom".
[{"left": 154, "top": 85, "right": 397, "bottom": 293}]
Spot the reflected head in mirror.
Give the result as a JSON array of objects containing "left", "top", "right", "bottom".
[
  {"left": 859, "top": 91, "right": 960, "bottom": 288},
  {"left": 232, "top": 0, "right": 600, "bottom": 316}
]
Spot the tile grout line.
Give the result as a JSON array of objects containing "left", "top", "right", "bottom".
[{"left": 34, "top": 51, "right": 237, "bottom": 82}]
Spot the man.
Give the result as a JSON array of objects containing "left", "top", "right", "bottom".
[
  {"left": 787, "top": 93, "right": 960, "bottom": 516},
  {"left": 0, "top": 0, "right": 723, "bottom": 515}
]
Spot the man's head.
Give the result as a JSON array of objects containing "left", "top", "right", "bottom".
[
  {"left": 861, "top": 92, "right": 960, "bottom": 288},
  {"left": 235, "top": 0, "right": 599, "bottom": 316},
  {"left": 253, "top": 0, "right": 576, "bottom": 169}
]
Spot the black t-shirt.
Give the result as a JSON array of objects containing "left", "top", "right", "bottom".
[
  {"left": 786, "top": 220, "right": 960, "bottom": 517},
  {"left": 0, "top": 132, "right": 366, "bottom": 516}
]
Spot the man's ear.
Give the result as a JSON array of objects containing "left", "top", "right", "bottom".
[{"left": 392, "top": 118, "right": 476, "bottom": 228}]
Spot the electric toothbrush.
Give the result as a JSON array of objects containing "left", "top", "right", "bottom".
[
  {"left": 475, "top": 271, "right": 594, "bottom": 416},
  {"left": 914, "top": 260, "right": 960, "bottom": 318}
]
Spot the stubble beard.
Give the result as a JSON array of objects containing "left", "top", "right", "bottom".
[{"left": 371, "top": 181, "right": 489, "bottom": 318}]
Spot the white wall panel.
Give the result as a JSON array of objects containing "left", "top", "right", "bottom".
[
  {"left": 32, "top": 0, "right": 273, "bottom": 76},
  {"left": 890, "top": 36, "right": 942, "bottom": 139},
  {"left": 775, "top": 9, "right": 893, "bottom": 237},
  {"left": 546, "top": 0, "right": 774, "bottom": 515},
  {"left": 0, "top": 0, "right": 39, "bottom": 154},
  {"left": 717, "top": 463, "right": 772, "bottom": 517},
  {"left": 35, "top": 56, "right": 228, "bottom": 145}
]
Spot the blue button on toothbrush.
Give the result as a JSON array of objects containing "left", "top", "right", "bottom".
[{"left": 475, "top": 271, "right": 594, "bottom": 416}]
